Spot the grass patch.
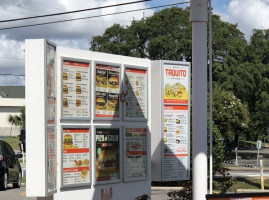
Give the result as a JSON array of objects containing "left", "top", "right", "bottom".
[
  {"left": 214, "top": 178, "right": 269, "bottom": 193},
  {"left": 2, "top": 136, "right": 20, "bottom": 150},
  {"left": 22, "top": 177, "right": 26, "bottom": 184}
]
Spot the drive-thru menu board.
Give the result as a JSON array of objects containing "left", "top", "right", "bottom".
[
  {"left": 96, "top": 128, "right": 120, "bottom": 183},
  {"left": 163, "top": 64, "right": 189, "bottom": 104},
  {"left": 124, "top": 67, "right": 148, "bottom": 120},
  {"left": 95, "top": 64, "right": 120, "bottom": 119},
  {"left": 46, "top": 43, "right": 57, "bottom": 193},
  {"left": 163, "top": 105, "right": 189, "bottom": 180},
  {"left": 62, "top": 128, "right": 90, "bottom": 187},
  {"left": 124, "top": 128, "right": 148, "bottom": 181},
  {"left": 62, "top": 60, "right": 90, "bottom": 119}
]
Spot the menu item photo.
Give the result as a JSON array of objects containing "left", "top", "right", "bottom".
[{"left": 95, "top": 128, "right": 120, "bottom": 183}]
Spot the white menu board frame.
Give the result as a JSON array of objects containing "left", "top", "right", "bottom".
[
  {"left": 61, "top": 126, "right": 91, "bottom": 188},
  {"left": 94, "top": 126, "right": 122, "bottom": 185},
  {"left": 61, "top": 57, "right": 91, "bottom": 120},
  {"left": 93, "top": 61, "right": 122, "bottom": 121},
  {"left": 123, "top": 126, "right": 149, "bottom": 182},
  {"left": 123, "top": 65, "right": 148, "bottom": 122},
  {"left": 161, "top": 61, "right": 191, "bottom": 181}
]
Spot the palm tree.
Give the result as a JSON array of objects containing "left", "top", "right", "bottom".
[{"left": 7, "top": 107, "right": 25, "bottom": 137}]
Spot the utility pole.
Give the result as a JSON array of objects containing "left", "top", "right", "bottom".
[{"left": 190, "top": 0, "right": 208, "bottom": 200}]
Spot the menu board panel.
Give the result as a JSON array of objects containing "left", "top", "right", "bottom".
[
  {"left": 62, "top": 128, "right": 90, "bottom": 187},
  {"left": 95, "top": 63, "right": 120, "bottom": 119},
  {"left": 96, "top": 128, "right": 120, "bottom": 183},
  {"left": 62, "top": 60, "right": 90, "bottom": 119},
  {"left": 124, "top": 128, "right": 148, "bottom": 181},
  {"left": 124, "top": 67, "right": 148, "bottom": 120},
  {"left": 162, "top": 105, "right": 189, "bottom": 181},
  {"left": 163, "top": 64, "right": 189, "bottom": 104},
  {"left": 46, "top": 43, "right": 57, "bottom": 193}
]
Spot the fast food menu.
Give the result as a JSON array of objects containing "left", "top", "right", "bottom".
[
  {"left": 95, "top": 64, "right": 120, "bottom": 118},
  {"left": 96, "top": 128, "right": 120, "bottom": 182},
  {"left": 163, "top": 105, "right": 189, "bottom": 180},
  {"left": 163, "top": 64, "right": 189, "bottom": 104},
  {"left": 62, "top": 60, "right": 90, "bottom": 118},
  {"left": 124, "top": 128, "right": 147, "bottom": 180},
  {"left": 62, "top": 128, "right": 90, "bottom": 187},
  {"left": 124, "top": 68, "right": 147, "bottom": 119}
]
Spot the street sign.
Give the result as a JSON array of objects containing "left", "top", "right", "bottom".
[{"left": 257, "top": 140, "right": 262, "bottom": 149}]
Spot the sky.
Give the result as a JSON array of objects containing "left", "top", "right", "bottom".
[{"left": 0, "top": 0, "right": 269, "bottom": 86}]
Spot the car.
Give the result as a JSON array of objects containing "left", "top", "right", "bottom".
[{"left": 0, "top": 140, "right": 22, "bottom": 190}]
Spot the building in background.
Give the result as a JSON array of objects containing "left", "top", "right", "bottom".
[{"left": 0, "top": 86, "right": 25, "bottom": 136}]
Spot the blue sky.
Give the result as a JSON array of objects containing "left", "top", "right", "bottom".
[{"left": 0, "top": 0, "right": 269, "bottom": 86}]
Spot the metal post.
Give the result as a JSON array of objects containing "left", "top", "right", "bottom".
[
  {"left": 260, "top": 159, "right": 264, "bottom": 190},
  {"left": 190, "top": 0, "right": 208, "bottom": 199},
  {"left": 208, "top": 0, "right": 213, "bottom": 194},
  {"left": 235, "top": 147, "right": 238, "bottom": 167},
  {"left": 257, "top": 147, "right": 260, "bottom": 167}
]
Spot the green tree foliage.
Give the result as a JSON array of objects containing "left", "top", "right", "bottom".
[
  {"left": 90, "top": 6, "right": 269, "bottom": 158},
  {"left": 213, "top": 87, "right": 249, "bottom": 141},
  {"left": 8, "top": 106, "right": 25, "bottom": 131},
  {"left": 90, "top": 7, "right": 191, "bottom": 61}
]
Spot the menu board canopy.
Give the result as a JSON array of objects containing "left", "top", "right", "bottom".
[
  {"left": 124, "top": 65, "right": 148, "bottom": 121},
  {"left": 124, "top": 127, "right": 148, "bottom": 182},
  {"left": 61, "top": 57, "right": 91, "bottom": 120},
  {"left": 94, "top": 61, "right": 121, "bottom": 120},
  {"left": 61, "top": 126, "right": 91, "bottom": 188},
  {"left": 95, "top": 126, "right": 122, "bottom": 185}
]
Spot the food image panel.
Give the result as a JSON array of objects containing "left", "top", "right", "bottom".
[
  {"left": 95, "top": 63, "right": 121, "bottom": 119},
  {"left": 95, "top": 128, "right": 120, "bottom": 183},
  {"left": 96, "top": 68, "right": 107, "bottom": 88},
  {"left": 62, "top": 60, "right": 90, "bottom": 119},
  {"left": 96, "top": 92, "right": 107, "bottom": 111},
  {"left": 62, "top": 128, "right": 91, "bottom": 187},
  {"left": 124, "top": 128, "right": 148, "bottom": 180},
  {"left": 163, "top": 64, "right": 189, "bottom": 105},
  {"left": 124, "top": 67, "right": 148, "bottom": 120}
]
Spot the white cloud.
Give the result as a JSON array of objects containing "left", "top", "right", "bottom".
[
  {"left": 226, "top": 0, "right": 269, "bottom": 39},
  {"left": 0, "top": 0, "right": 154, "bottom": 85}
]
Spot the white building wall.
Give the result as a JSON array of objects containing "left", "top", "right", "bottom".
[{"left": 0, "top": 98, "right": 25, "bottom": 136}]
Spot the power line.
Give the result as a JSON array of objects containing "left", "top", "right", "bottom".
[
  {"left": 0, "top": 74, "right": 25, "bottom": 76},
  {"left": 0, "top": 57, "right": 24, "bottom": 61},
  {"left": 0, "top": 0, "right": 151, "bottom": 23},
  {"left": 0, "top": 2, "right": 190, "bottom": 31}
]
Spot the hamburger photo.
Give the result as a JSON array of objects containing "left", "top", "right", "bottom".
[
  {"left": 63, "top": 134, "right": 73, "bottom": 149},
  {"left": 63, "top": 72, "right": 68, "bottom": 80},
  {"left": 96, "top": 97, "right": 106, "bottom": 110},
  {"left": 76, "top": 73, "right": 82, "bottom": 81},
  {"left": 63, "top": 85, "right": 68, "bottom": 94},
  {"left": 96, "top": 75, "right": 107, "bottom": 87},
  {"left": 76, "top": 99, "right": 81, "bottom": 107},
  {"left": 108, "top": 99, "right": 118, "bottom": 111},
  {"left": 63, "top": 98, "right": 68, "bottom": 108},
  {"left": 76, "top": 85, "right": 81, "bottom": 94},
  {"left": 96, "top": 149, "right": 117, "bottom": 173},
  {"left": 108, "top": 76, "right": 119, "bottom": 88}
]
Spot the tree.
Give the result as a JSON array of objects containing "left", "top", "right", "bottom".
[
  {"left": 213, "top": 87, "right": 250, "bottom": 145},
  {"left": 7, "top": 107, "right": 25, "bottom": 136}
]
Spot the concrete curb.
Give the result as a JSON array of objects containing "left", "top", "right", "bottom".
[{"left": 151, "top": 187, "right": 183, "bottom": 191}]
